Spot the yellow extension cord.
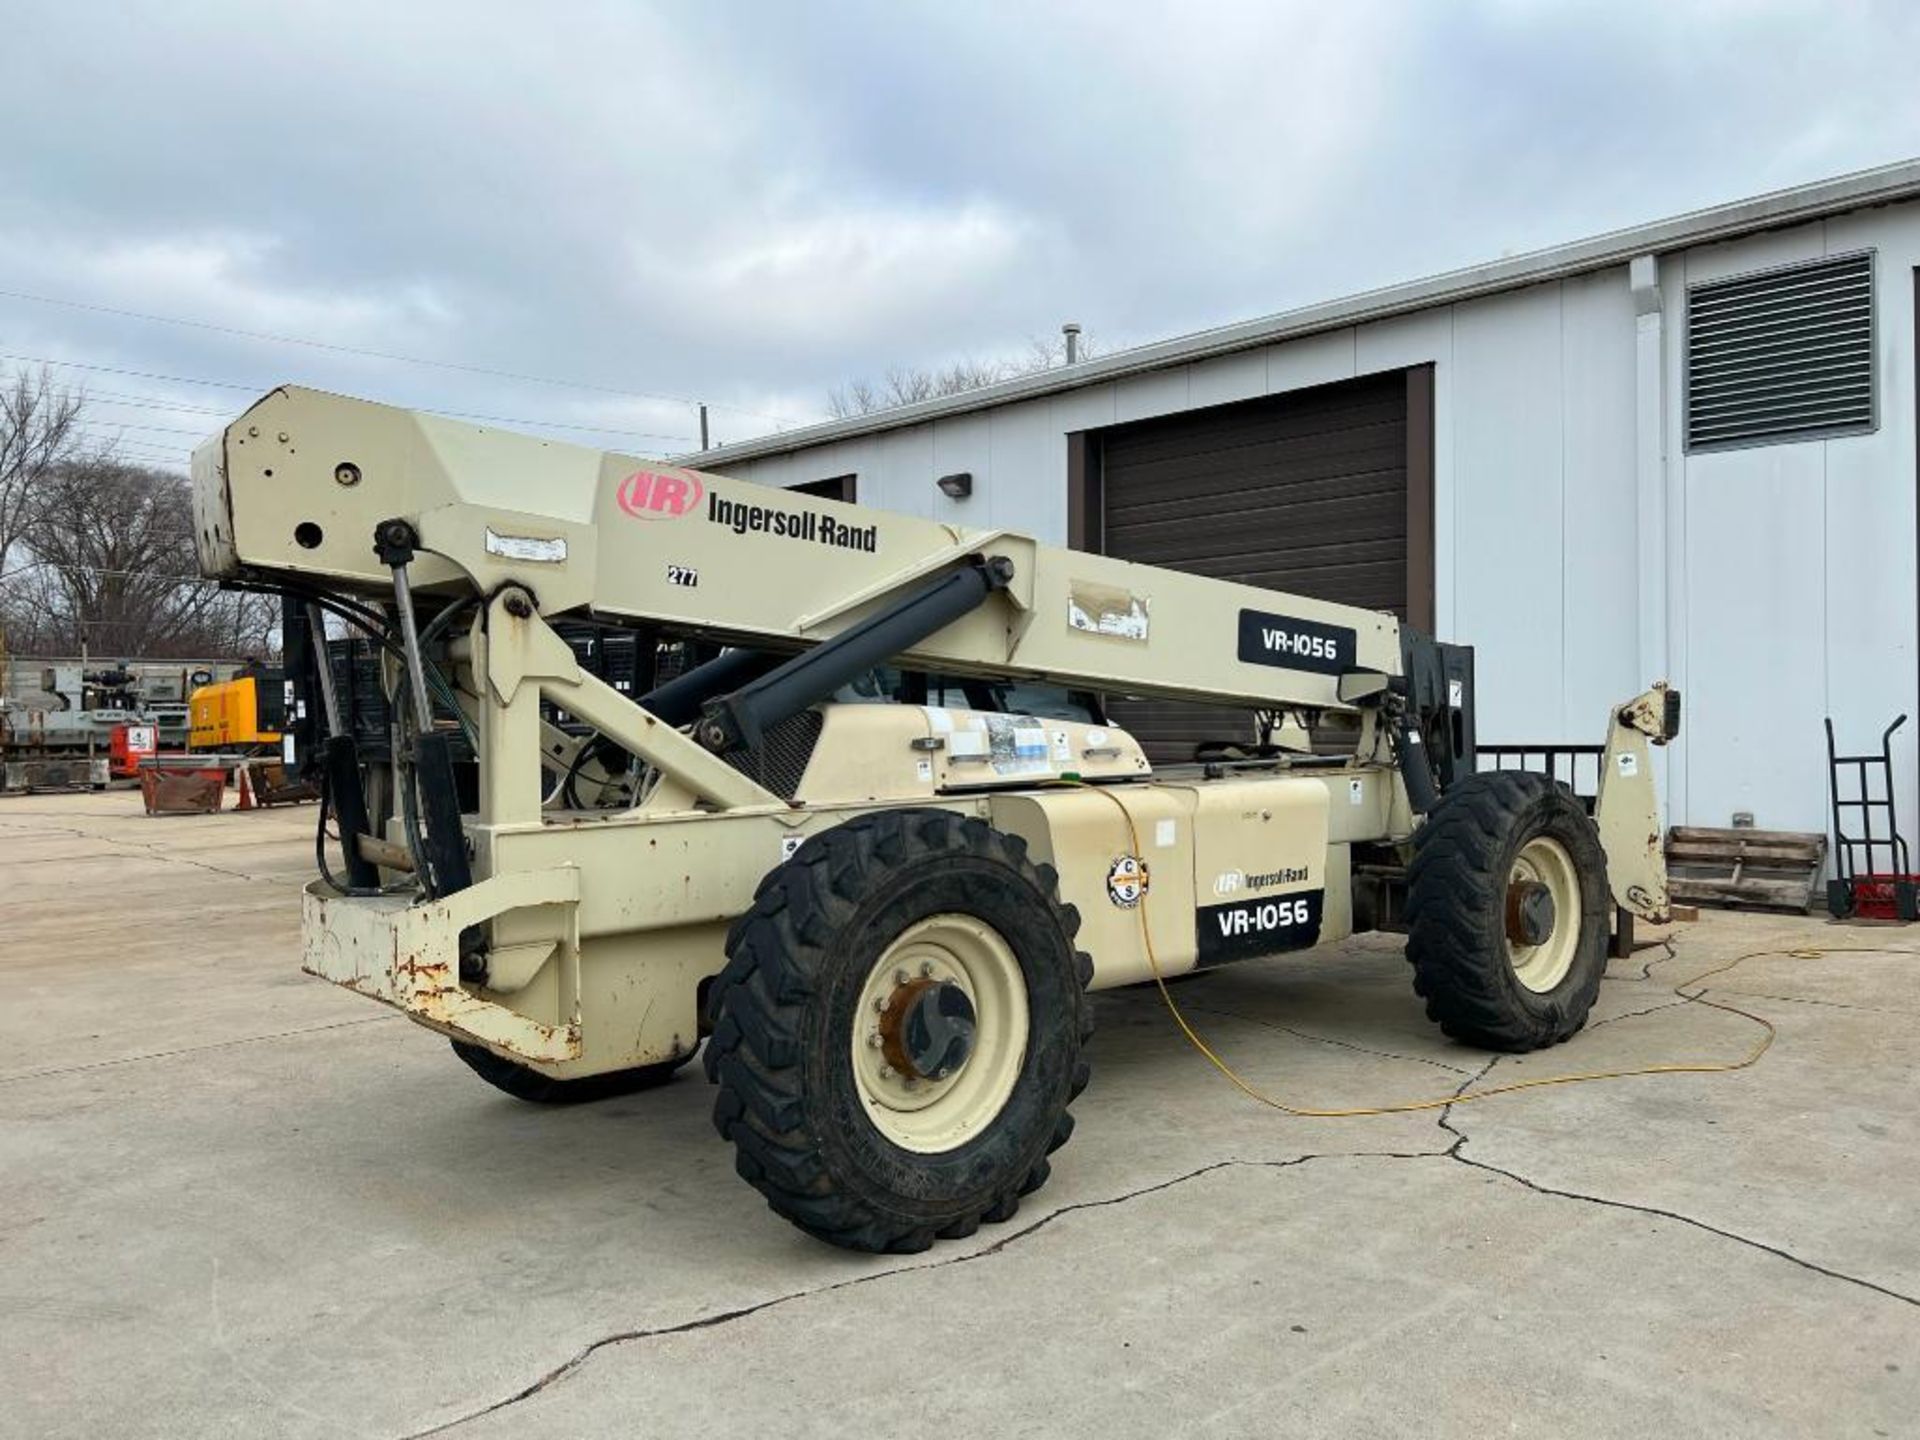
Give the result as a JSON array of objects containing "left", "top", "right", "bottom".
[{"left": 1071, "top": 780, "right": 1901, "bottom": 1117}]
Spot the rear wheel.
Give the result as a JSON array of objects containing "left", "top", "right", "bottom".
[
  {"left": 1406, "top": 771, "right": 1609, "bottom": 1051},
  {"left": 705, "top": 809, "right": 1093, "bottom": 1253},
  {"left": 450, "top": 1040, "right": 694, "bottom": 1104}
]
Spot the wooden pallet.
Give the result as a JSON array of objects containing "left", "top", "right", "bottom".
[{"left": 1664, "top": 826, "right": 1826, "bottom": 913}]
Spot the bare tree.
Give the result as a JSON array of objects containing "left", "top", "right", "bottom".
[
  {"left": 4, "top": 459, "right": 276, "bottom": 658},
  {"left": 829, "top": 332, "right": 1100, "bottom": 418},
  {"left": 0, "top": 367, "right": 84, "bottom": 577}
]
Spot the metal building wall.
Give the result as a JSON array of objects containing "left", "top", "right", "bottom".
[
  {"left": 715, "top": 197, "right": 1920, "bottom": 847},
  {"left": 1662, "top": 208, "right": 1920, "bottom": 844}
]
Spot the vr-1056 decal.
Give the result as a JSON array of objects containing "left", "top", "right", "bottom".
[
  {"left": 1195, "top": 889, "right": 1324, "bottom": 967},
  {"left": 1236, "top": 607, "right": 1356, "bottom": 676}
]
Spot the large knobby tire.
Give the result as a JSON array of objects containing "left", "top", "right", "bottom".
[
  {"left": 450, "top": 1039, "right": 695, "bottom": 1104},
  {"left": 1406, "top": 771, "right": 1609, "bottom": 1052},
  {"left": 704, "top": 809, "right": 1094, "bottom": 1253}
]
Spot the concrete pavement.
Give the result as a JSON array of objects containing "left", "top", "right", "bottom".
[{"left": 3, "top": 791, "right": 1916, "bottom": 1438}]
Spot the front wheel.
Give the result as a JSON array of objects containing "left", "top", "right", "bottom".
[
  {"left": 705, "top": 809, "right": 1093, "bottom": 1253},
  {"left": 1405, "top": 771, "right": 1609, "bottom": 1051}
]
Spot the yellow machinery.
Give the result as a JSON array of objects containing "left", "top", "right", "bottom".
[{"left": 187, "top": 668, "right": 283, "bottom": 751}]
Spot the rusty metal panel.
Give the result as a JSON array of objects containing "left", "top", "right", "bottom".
[{"left": 302, "top": 867, "right": 584, "bottom": 1062}]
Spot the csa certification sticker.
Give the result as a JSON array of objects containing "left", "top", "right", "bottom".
[{"left": 1106, "top": 854, "right": 1151, "bottom": 908}]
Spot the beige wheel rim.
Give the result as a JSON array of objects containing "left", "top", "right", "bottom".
[
  {"left": 1506, "top": 836, "right": 1582, "bottom": 992},
  {"left": 851, "top": 914, "right": 1029, "bottom": 1154}
]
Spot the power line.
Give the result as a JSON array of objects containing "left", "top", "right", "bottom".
[
  {"left": 0, "top": 289, "right": 809, "bottom": 426},
  {"left": 88, "top": 441, "right": 190, "bottom": 459},
  {"left": 82, "top": 389, "right": 231, "bottom": 416},
  {"left": 74, "top": 418, "right": 211, "bottom": 438},
  {"left": 81, "top": 445, "right": 192, "bottom": 468},
  {"left": 0, "top": 558, "right": 210, "bottom": 583},
  {"left": 74, "top": 427, "right": 193, "bottom": 449},
  {"left": 2, "top": 350, "right": 259, "bottom": 392},
  {"left": 5, "top": 353, "right": 698, "bottom": 444},
  {"left": 82, "top": 388, "right": 693, "bottom": 445}
]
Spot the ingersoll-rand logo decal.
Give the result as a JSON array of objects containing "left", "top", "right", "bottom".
[
  {"left": 1212, "top": 865, "right": 1309, "bottom": 896},
  {"left": 706, "top": 494, "right": 878, "bottom": 552},
  {"left": 616, "top": 469, "right": 705, "bottom": 520},
  {"left": 616, "top": 469, "right": 878, "bottom": 552}
]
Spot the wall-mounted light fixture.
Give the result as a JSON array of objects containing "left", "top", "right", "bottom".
[{"left": 936, "top": 471, "right": 973, "bottom": 499}]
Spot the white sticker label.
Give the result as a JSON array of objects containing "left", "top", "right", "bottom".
[
  {"left": 1053, "top": 730, "right": 1071, "bottom": 761},
  {"left": 282, "top": 733, "right": 298, "bottom": 764},
  {"left": 1349, "top": 778, "right": 1365, "bottom": 806},
  {"left": 1617, "top": 752, "right": 1639, "bottom": 777},
  {"left": 1085, "top": 728, "right": 1110, "bottom": 748},
  {"left": 985, "top": 714, "right": 1053, "bottom": 777},
  {"left": 1068, "top": 587, "right": 1150, "bottom": 641},
  {"left": 947, "top": 729, "right": 989, "bottom": 759},
  {"left": 1155, "top": 818, "right": 1177, "bottom": 848},
  {"left": 916, "top": 759, "right": 933, "bottom": 782},
  {"left": 484, "top": 527, "right": 567, "bottom": 563},
  {"left": 781, "top": 834, "right": 805, "bottom": 860},
  {"left": 1448, "top": 679, "right": 1464, "bottom": 708}
]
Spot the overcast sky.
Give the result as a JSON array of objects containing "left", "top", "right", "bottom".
[{"left": 3, "top": 0, "right": 1918, "bottom": 468}]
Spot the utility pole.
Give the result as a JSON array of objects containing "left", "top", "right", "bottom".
[
  {"left": 699, "top": 403, "right": 710, "bottom": 451},
  {"left": 81, "top": 627, "right": 92, "bottom": 767}
]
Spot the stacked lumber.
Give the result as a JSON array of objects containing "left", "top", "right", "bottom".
[{"left": 1664, "top": 827, "right": 1826, "bottom": 913}]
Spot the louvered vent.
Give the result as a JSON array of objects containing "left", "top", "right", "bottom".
[{"left": 1686, "top": 252, "right": 1875, "bottom": 451}]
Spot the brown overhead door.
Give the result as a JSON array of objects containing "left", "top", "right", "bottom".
[{"left": 1085, "top": 368, "right": 1426, "bottom": 762}]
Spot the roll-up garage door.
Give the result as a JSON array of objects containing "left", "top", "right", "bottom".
[{"left": 1092, "top": 369, "right": 1418, "bottom": 763}]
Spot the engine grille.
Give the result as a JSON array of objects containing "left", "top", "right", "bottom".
[{"left": 722, "top": 709, "right": 823, "bottom": 800}]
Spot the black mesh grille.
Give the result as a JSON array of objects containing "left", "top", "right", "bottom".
[{"left": 722, "top": 709, "right": 824, "bottom": 800}]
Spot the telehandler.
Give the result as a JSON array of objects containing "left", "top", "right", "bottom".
[{"left": 193, "top": 387, "right": 1677, "bottom": 1252}]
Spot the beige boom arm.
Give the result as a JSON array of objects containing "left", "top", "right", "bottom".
[
  {"left": 193, "top": 386, "right": 1406, "bottom": 716},
  {"left": 1595, "top": 683, "right": 1681, "bottom": 923}
]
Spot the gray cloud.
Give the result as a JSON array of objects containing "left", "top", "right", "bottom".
[{"left": 2, "top": 0, "right": 1917, "bottom": 463}]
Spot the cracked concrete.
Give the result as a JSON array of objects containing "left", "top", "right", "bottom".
[{"left": 3, "top": 791, "right": 1918, "bottom": 1438}]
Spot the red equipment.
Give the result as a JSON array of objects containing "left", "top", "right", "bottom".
[{"left": 109, "top": 723, "right": 158, "bottom": 780}]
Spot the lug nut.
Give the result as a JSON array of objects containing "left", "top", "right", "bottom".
[
  {"left": 919, "top": 961, "right": 934, "bottom": 977},
  {"left": 867, "top": 1033, "right": 882, "bottom": 1049},
  {"left": 877, "top": 1065, "right": 893, "bottom": 1080},
  {"left": 894, "top": 968, "right": 909, "bottom": 985}
]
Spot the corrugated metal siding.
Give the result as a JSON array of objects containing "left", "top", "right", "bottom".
[
  {"left": 1098, "top": 373, "right": 1408, "bottom": 761},
  {"left": 1685, "top": 251, "right": 1875, "bottom": 451}
]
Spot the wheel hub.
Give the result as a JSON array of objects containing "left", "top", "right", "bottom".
[
  {"left": 851, "top": 915, "right": 1031, "bottom": 1154},
  {"left": 1506, "top": 879, "right": 1557, "bottom": 947},
  {"left": 880, "top": 977, "right": 976, "bottom": 1081},
  {"left": 1505, "top": 836, "right": 1582, "bottom": 993}
]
